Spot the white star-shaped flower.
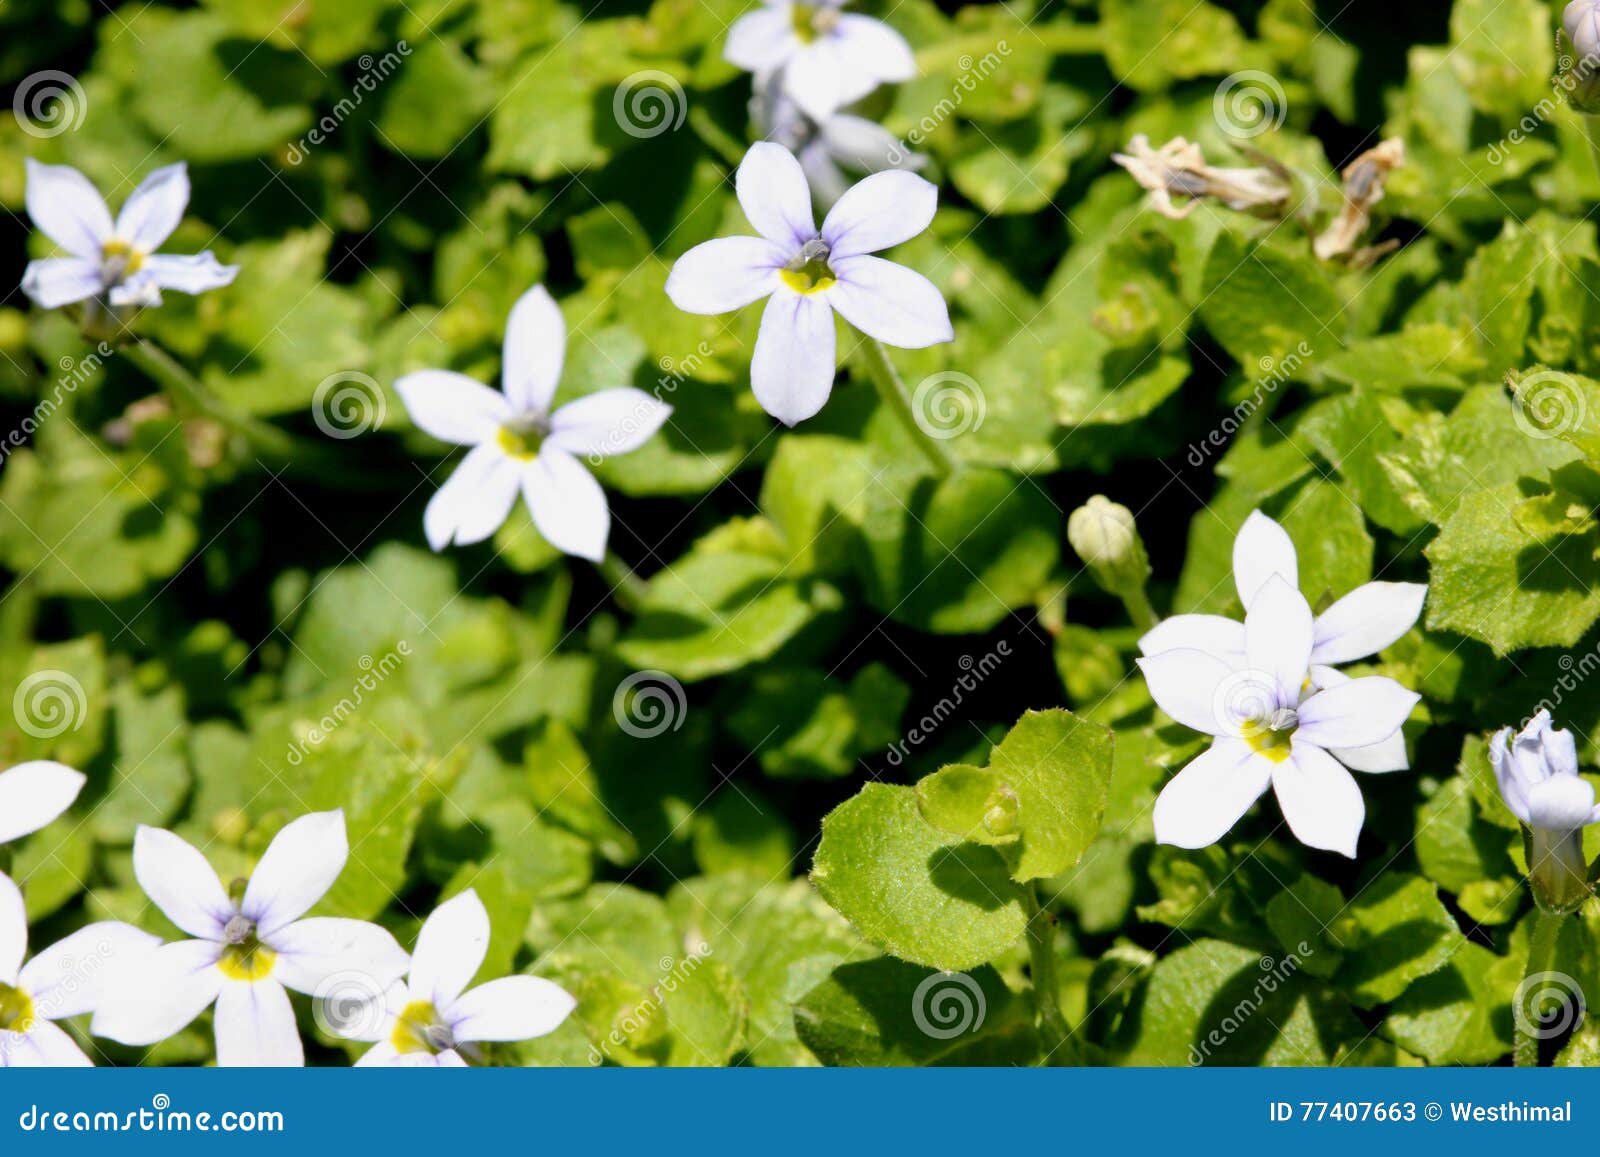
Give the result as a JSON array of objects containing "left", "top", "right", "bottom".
[
  {"left": 0, "top": 872, "right": 158, "bottom": 1067},
  {"left": 339, "top": 890, "right": 575, "bottom": 1067},
  {"left": 0, "top": 760, "right": 85, "bottom": 846},
  {"left": 91, "top": 811, "right": 408, "bottom": 1067},
  {"left": 20, "top": 160, "right": 238, "bottom": 312},
  {"left": 1137, "top": 575, "right": 1421, "bottom": 856},
  {"left": 667, "top": 142, "right": 952, "bottom": 425},
  {"left": 396, "top": 284, "right": 671, "bottom": 561},
  {"left": 726, "top": 0, "right": 915, "bottom": 121},
  {"left": 1139, "top": 509, "right": 1427, "bottom": 774}
]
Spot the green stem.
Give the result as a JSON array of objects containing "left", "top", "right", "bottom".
[
  {"left": 1118, "top": 586, "right": 1159, "bottom": 634},
  {"left": 120, "top": 340, "right": 297, "bottom": 461},
  {"left": 687, "top": 107, "right": 747, "bottom": 169},
  {"left": 598, "top": 551, "right": 650, "bottom": 613},
  {"left": 1583, "top": 115, "right": 1600, "bottom": 185},
  {"left": 1514, "top": 908, "right": 1566, "bottom": 1067},
  {"left": 1025, "top": 884, "right": 1073, "bottom": 1065},
  {"left": 857, "top": 338, "right": 959, "bottom": 477}
]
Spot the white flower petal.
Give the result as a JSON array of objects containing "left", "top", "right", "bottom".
[
  {"left": 447, "top": 976, "right": 576, "bottom": 1043},
  {"left": 1138, "top": 614, "right": 1247, "bottom": 661},
  {"left": 1294, "top": 676, "right": 1419, "bottom": 751},
  {"left": 821, "top": 114, "right": 919, "bottom": 173},
  {"left": 410, "top": 891, "right": 490, "bottom": 1011},
  {"left": 21, "top": 922, "right": 160, "bottom": 1021},
  {"left": 20, "top": 257, "right": 103, "bottom": 309},
  {"left": 396, "top": 369, "right": 511, "bottom": 446},
  {"left": 751, "top": 289, "right": 837, "bottom": 425},
  {"left": 214, "top": 978, "right": 303, "bottom": 1068},
  {"left": 423, "top": 442, "right": 522, "bottom": 551},
  {"left": 241, "top": 811, "right": 347, "bottom": 936},
  {"left": 1329, "top": 731, "right": 1411, "bottom": 775},
  {"left": 1233, "top": 510, "right": 1298, "bottom": 610},
  {"left": 90, "top": 940, "right": 222, "bottom": 1045},
  {"left": 502, "top": 284, "right": 566, "bottom": 416},
  {"left": 1274, "top": 743, "right": 1365, "bottom": 857},
  {"left": 107, "top": 278, "right": 162, "bottom": 309},
  {"left": 1526, "top": 776, "right": 1598, "bottom": 832},
  {"left": 1135, "top": 648, "right": 1237, "bottom": 736},
  {"left": 665, "top": 237, "right": 785, "bottom": 314},
  {"left": 24, "top": 160, "right": 112, "bottom": 260},
  {"left": 132, "top": 825, "right": 230, "bottom": 940},
  {"left": 1, "top": 1020, "right": 92, "bottom": 1067},
  {"left": 737, "top": 141, "right": 816, "bottom": 249},
  {"left": 133, "top": 252, "right": 239, "bottom": 296},
  {"left": 821, "top": 170, "right": 937, "bottom": 259},
  {"left": 521, "top": 447, "right": 610, "bottom": 562},
  {"left": 113, "top": 163, "right": 189, "bottom": 253},
  {"left": 549, "top": 389, "right": 672, "bottom": 459},
  {"left": 268, "top": 917, "right": 409, "bottom": 996},
  {"left": 1244, "top": 574, "right": 1313, "bottom": 708},
  {"left": 827, "top": 256, "right": 952, "bottom": 348},
  {"left": 0, "top": 760, "right": 85, "bottom": 845},
  {"left": 799, "top": 140, "right": 851, "bottom": 208},
  {"left": 1151, "top": 737, "right": 1272, "bottom": 850},
  {"left": 1490, "top": 727, "right": 1532, "bottom": 824},
  {"left": 0, "top": 873, "right": 24, "bottom": 986},
  {"left": 784, "top": 40, "right": 876, "bottom": 121},
  {"left": 1310, "top": 581, "right": 1427, "bottom": 665},
  {"left": 831, "top": 14, "right": 917, "bottom": 83},
  {"left": 725, "top": 6, "right": 797, "bottom": 71}
]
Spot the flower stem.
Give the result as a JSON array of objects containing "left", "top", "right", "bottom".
[
  {"left": 687, "top": 107, "right": 747, "bottom": 169},
  {"left": 1024, "top": 884, "right": 1073, "bottom": 1064},
  {"left": 598, "top": 550, "right": 650, "bottom": 613},
  {"left": 120, "top": 339, "right": 296, "bottom": 461},
  {"left": 1514, "top": 908, "right": 1566, "bottom": 1067},
  {"left": 1119, "top": 586, "right": 1159, "bottom": 634},
  {"left": 1584, "top": 115, "right": 1600, "bottom": 185},
  {"left": 856, "top": 337, "right": 959, "bottom": 477}
]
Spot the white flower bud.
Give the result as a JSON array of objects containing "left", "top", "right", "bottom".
[
  {"left": 1490, "top": 710, "right": 1598, "bottom": 913},
  {"left": 1068, "top": 495, "right": 1150, "bottom": 595},
  {"left": 1564, "top": 2, "right": 1600, "bottom": 113}
]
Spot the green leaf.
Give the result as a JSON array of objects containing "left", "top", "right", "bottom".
[
  {"left": 1334, "top": 874, "right": 1461, "bottom": 1007},
  {"left": 812, "top": 784, "right": 1028, "bottom": 972},
  {"left": 794, "top": 956, "right": 1039, "bottom": 1066},
  {"left": 1200, "top": 232, "right": 1344, "bottom": 368},
  {"left": 1385, "top": 942, "right": 1516, "bottom": 1064}
]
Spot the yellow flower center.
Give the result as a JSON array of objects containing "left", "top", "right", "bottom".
[
  {"left": 101, "top": 238, "right": 145, "bottom": 280},
  {"left": 217, "top": 915, "right": 277, "bottom": 982},
  {"left": 0, "top": 983, "right": 36, "bottom": 1035},
  {"left": 496, "top": 420, "right": 547, "bottom": 461},
  {"left": 780, "top": 239, "right": 836, "bottom": 294},
  {"left": 791, "top": 3, "right": 838, "bottom": 42},
  {"left": 392, "top": 1000, "right": 456, "bottom": 1056},
  {"left": 1241, "top": 709, "right": 1297, "bottom": 764}
]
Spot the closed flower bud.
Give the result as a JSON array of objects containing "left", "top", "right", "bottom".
[
  {"left": 1068, "top": 495, "right": 1150, "bottom": 596},
  {"left": 1490, "top": 711, "right": 1598, "bottom": 914},
  {"left": 1564, "top": 2, "right": 1600, "bottom": 113}
]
